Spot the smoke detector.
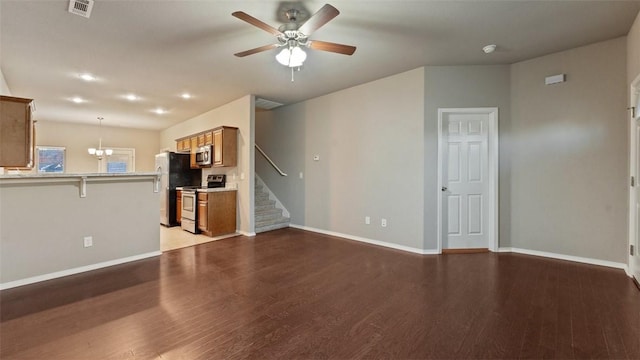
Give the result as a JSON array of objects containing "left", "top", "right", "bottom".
[
  {"left": 482, "top": 44, "right": 497, "bottom": 54},
  {"left": 68, "top": 0, "right": 94, "bottom": 18}
]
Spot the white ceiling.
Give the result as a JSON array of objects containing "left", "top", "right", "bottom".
[{"left": 2, "top": 0, "right": 639, "bottom": 130}]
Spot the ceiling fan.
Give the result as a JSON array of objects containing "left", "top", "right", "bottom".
[{"left": 232, "top": 4, "right": 356, "bottom": 69}]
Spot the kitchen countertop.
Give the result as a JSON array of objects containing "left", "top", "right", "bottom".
[
  {"left": 0, "top": 172, "right": 158, "bottom": 178},
  {"left": 197, "top": 187, "right": 237, "bottom": 193},
  {"left": 176, "top": 186, "right": 237, "bottom": 193}
]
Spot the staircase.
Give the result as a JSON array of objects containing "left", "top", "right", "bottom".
[{"left": 255, "top": 181, "right": 290, "bottom": 233}]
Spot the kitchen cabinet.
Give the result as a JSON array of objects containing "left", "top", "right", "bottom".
[
  {"left": 197, "top": 190, "right": 237, "bottom": 237},
  {"left": 197, "top": 134, "right": 205, "bottom": 147},
  {"left": 176, "top": 190, "right": 182, "bottom": 224},
  {"left": 176, "top": 138, "right": 190, "bottom": 152},
  {"left": 198, "top": 193, "right": 208, "bottom": 232},
  {"left": 189, "top": 136, "right": 198, "bottom": 169},
  {"left": 204, "top": 131, "right": 213, "bottom": 145},
  {"left": 0, "top": 96, "right": 34, "bottom": 168},
  {"left": 212, "top": 126, "right": 238, "bottom": 167}
]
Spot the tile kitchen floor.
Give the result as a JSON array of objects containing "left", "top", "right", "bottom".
[{"left": 160, "top": 225, "right": 241, "bottom": 252}]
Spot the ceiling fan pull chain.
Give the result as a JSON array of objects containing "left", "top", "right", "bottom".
[{"left": 291, "top": 67, "right": 295, "bottom": 82}]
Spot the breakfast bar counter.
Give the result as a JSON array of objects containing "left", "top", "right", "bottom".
[{"left": 0, "top": 172, "right": 161, "bottom": 289}]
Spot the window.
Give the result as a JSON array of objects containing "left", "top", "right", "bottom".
[
  {"left": 100, "top": 148, "right": 135, "bottom": 173},
  {"left": 36, "top": 146, "right": 65, "bottom": 173}
]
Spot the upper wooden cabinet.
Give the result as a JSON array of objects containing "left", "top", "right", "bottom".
[
  {"left": 213, "top": 126, "right": 238, "bottom": 167},
  {"left": 189, "top": 136, "right": 198, "bottom": 169},
  {"left": 0, "top": 96, "right": 34, "bottom": 168},
  {"left": 175, "top": 126, "right": 238, "bottom": 168},
  {"left": 204, "top": 131, "right": 213, "bottom": 146},
  {"left": 176, "top": 138, "right": 190, "bottom": 152}
]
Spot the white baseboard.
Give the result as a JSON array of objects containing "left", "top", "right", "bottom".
[
  {"left": 0, "top": 251, "right": 162, "bottom": 290},
  {"left": 290, "top": 224, "right": 439, "bottom": 255},
  {"left": 238, "top": 230, "right": 256, "bottom": 237},
  {"left": 499, "top": 247, "right": 629, "bottom": 275},
  {"left": 287, "top": 226, "right": 629, "bottom": 274}
]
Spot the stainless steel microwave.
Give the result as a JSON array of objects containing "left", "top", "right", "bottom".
[{"left": 195, "top": 145, "right": 212, "bottom": 166}]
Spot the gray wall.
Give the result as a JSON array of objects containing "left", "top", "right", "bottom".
[
  {"left": 1, "top": 177, "right": 159, "bottom": 285},
  {"left": 423, "top": 65, "right": 511, "bottom": 250},
  {"left": 510, "top": 37, "right": 628, "bottom": 263},
  {"left": 257, "top": 37, "right": 628, "bottom": 265},
  {"left": 257, "top": 68, "right": 425, "bottom": 250},
  {"left": 629, "top": 12, "right": 640, "bottom": 90},
  {"left": 35, "top": 121, "right": 160, "bottom": 173}
]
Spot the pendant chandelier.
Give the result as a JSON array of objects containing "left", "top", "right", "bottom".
[{"left": 87, "top": 117, "right": 113, "bottom": 160}]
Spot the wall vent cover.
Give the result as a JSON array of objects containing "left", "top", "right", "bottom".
[
  {"left": 255, "top": 97, "right": 284, "bottom": 110},
  {"left": 68, "top": 0, "right": 94, "bottom": 18}
]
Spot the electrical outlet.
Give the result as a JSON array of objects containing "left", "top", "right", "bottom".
[
  {"left": 381, "top": 218, "right": 387, "bottom": 227},
  {"left": 299, "top": 172, "right": 304, "bottom": 179},
  {"left": 83, "top": 236, "right": 93, "bottom": 248},
  {"left": 365, "top": 216, "right": 370, "bottom": 225}
]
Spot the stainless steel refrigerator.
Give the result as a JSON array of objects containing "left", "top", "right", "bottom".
[{"left": 155, "top": 151, "right": 201, "bottom": 226}]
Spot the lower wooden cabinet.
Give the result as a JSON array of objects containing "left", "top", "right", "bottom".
[{"left": 197, "top": 191, "right": 237, "bottom": 237}]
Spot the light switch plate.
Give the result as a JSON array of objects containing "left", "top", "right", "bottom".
[{"left": 83, "top": 236, "right": 93, "bottom": 247}]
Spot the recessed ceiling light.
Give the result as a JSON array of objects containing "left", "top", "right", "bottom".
[
  {"left": 71, "top": 96, "right": 85, "bottom": 104},
  {"left": 181, "top": 93, "right": 192, "bottom": 99},
  {"left": 125, "top": 94, "right": 139, "bottom": 101},
  {"left": 79, "top": 73, "right": 95, "bottom": 81},
  {"left": 152, "top": 108, "right": 167, "bottom": 115}
]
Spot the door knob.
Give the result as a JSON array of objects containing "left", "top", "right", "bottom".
[{"left": 442, "top": 186, "right": 448, "bottom": 191}]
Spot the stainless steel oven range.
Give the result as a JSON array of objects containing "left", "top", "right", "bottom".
[
  {"left": 181, "top": 187, "right": 199, "bottom": 233},
  {"left": 180, "top": 175, "right": 226, "bottom": 234}
]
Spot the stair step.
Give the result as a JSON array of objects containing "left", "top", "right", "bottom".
[
  {"left": 255, "top": 202, "right": 277, "bottom": 211},
  {"left": 255, "top": 207, "right": 282, "bottom": 216},
  {"left": 255, "top": 223, "right": 289, "bottom": 234},
  {"left": 255, "top": 220, "right": 290, "bottom": 234},
  {"left": 255, "top": 192, "right": 270, "bottom": 200},
  {"left": 255, "top": 216, "right": 289, "bottom": 228},
  {"left": 255, "top": 200, "right": 276, "bottom": 208},
  {"left": 256, "top": 210, "right": 283, "bottom": 222}
]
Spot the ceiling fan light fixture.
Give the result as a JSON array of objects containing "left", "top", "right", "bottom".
[{"left": 276, "top": 45, "right": 306, "bottom": 67}]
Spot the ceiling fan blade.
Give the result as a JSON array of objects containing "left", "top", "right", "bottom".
[
  {"left": 234, "top": 44, "right": 279, "bottom": 57},
  {"left": 309, "top": 40, "right": 356, "bottom": 55},
  {"left": 298, "top": 4, "right": 339, "bottom": 36},
  {"left": 232, "top": 11, "right": 283, "bottom": 36}
]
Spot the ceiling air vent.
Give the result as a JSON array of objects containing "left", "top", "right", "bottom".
[
  {"left": 255, "top": 97, "right": 284, "bottom": 110},
  {"left": 68, "top": 0, "right": 94, "bottom": 18}
]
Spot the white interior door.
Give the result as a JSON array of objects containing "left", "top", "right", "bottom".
[
  {"left": 629, "top": 75, "right": 640, "bottom": 282},
  {"left": 633, "top": 119, "right": 640, "bottom": 280},
  {"left": 438, "top": 108, "right": 498, "bottom": 252},
  {"left": 444, "top": 112, "right": 489, "bottom": 249}
]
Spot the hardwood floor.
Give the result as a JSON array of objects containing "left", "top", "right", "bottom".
[{"left": 1, "top": 228, "right": 639, "bottom": 359}]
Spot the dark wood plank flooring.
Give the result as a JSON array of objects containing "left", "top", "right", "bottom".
[{"left": 1, "top": 228, "right": 639, "bottom": 359}]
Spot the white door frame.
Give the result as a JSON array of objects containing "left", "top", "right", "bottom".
[
  {"left": 628, "top": 74, "right": 640, "bottom": 279},
  {"left": 437, "top": 108, "right": 499, "bottom": 253}
]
